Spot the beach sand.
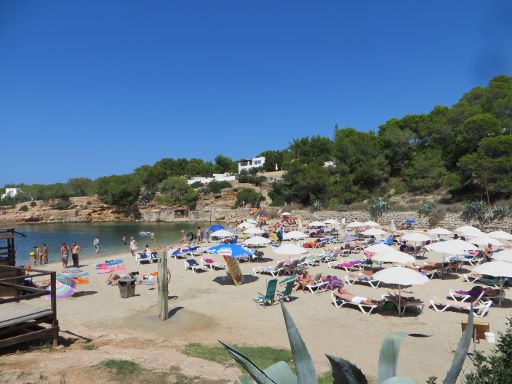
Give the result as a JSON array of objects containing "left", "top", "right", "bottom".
[{"left": 1, "top": 242, "right": 510, "bottom": 383}]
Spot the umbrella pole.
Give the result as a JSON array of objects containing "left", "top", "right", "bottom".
[
  {"left": 398, "top": 285, "right": 402, "bottom": 318},
  {"left": 500, "top": 277, "right": 503, "bottom": 307}
]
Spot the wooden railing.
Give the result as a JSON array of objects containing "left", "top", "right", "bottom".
[{"left": 0, "top": 266, "right": 57, "bottom": 322}]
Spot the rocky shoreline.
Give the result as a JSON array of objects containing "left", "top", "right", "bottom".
[{"left": 1, "top": 196, "right": 510, "bottom": 232}]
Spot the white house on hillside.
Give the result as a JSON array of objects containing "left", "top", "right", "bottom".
[
  {"left": 187, "top": 173, "right": 236, "bottom": 185},
  {"left": 238, "top": 156, "right": 265, "bottom": 173},
  {"left": 1, "top": 188, "right": 21, "bottom": 200}
]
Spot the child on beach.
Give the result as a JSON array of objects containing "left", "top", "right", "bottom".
[
  {"left": 93, "top": 235, "right": 101, "bottom": 254},
  {"left": 129, "top": 237, "right": 138, "bottom": 257}
]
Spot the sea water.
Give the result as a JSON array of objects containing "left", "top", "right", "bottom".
[{"left": 13, "top": 222, "right": 206, "bottom": 265}]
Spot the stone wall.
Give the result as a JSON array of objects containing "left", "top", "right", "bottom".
[{"left": 291, "top": 210, "right": 512, "bottom": 231}]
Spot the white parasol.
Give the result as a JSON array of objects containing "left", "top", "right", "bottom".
[
  {"left": 373, "top": 266, "right": 429, "bottom": 316},
  {"left": 283, "top": 231, "right": 307, "bottom": 240},
  {"left": 487, "top": 230, "right": 512, "bottom": 241},
  {"left": 244, "top": 227, "right": 265, "bottom": 235},
  {"left": 244, "top": 236, "right": 271, "bottom": 246},
  {"left": 273, "top": 243, "right": 307, "bottom": 255},
  {"left": 361, "top": 228, "right": 387, "bottom": 237},
  {"left": 455, "top": 225, "right": 484, "bottom": 238},
  {"left": 210, "top": 229, "right": 235, "bottom": 238}
]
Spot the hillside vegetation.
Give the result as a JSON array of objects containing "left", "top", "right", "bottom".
[{"left": 2, "top": 75, "right": 512, "bottom": 212}]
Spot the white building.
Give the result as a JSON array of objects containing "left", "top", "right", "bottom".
[
  {"left": 1, "top": 188, "right": 21, "bottom": 200},
  {"left": 187, "top": 173, "right": 236, "bottom": 185},
  {"left": 238, "top": 156, "right": 265, "bottom": 173}
]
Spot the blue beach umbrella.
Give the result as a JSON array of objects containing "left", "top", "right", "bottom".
[
  {"left": 208, "top": 243, "right": 255, "bottom": 259},
  {"left": 208, "top": 224, "right": 224, "bottom": 232}
]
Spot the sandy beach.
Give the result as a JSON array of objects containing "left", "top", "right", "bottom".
[{"left": 1, "top": 239, "right": 510, "bottom": 383}]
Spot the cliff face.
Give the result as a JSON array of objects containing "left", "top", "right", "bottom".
[{"left": 0, "top": 196, "right": 134, "bottom": 224}]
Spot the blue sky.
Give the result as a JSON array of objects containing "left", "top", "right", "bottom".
[{"left": 1, "top": 0, "right": 511, "bottom": 185}]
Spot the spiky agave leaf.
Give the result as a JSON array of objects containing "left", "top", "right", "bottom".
[
  {"left": 235, "top": 376, "right": 254, "bottom": 384},
  {"left": 219, "top": 341, "right": 277, "bottom": 384},
  {"left": 442, "top": 308, "right": 474, "bottom": 384},
  {"left": 281, "top": 303, "right": 319, "bottom": 384},
  {"left": 378, "top": 333, "right": 431, "bottom": 383},
  {"left": 326, "top": 354, "right": 368, "bottom": 384},
  {"left": 264, "top": 361, "right": 297, "bottom": 384},
  {"left": 380, "top": 377, "right": 416, "bottom": 384}
]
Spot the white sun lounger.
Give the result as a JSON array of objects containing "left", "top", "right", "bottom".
[
  {"left": 331, "top": 292, "right": 380, "bottom": 315},
  {"left": 306, "top": 273, "right": 329, "bottom": 294},
  {"left": 344, "top": 275, "right": 380, "bottom": 288},
  {"left": 430, "top": 295, "right": 492, "bottom": 318}
]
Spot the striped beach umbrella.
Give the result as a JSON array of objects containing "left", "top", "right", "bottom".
[{"left": 44, "top": 277, "right": 76, "bottom": 300}]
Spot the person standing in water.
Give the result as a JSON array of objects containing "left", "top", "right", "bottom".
[
  {"left": 93, "top": 235, "right": 101, "bottom": 254},
  {"left": 41, "top": 243, "right": 49, "bottom": 264},
  {"left": 150, "top": 231, "right": 156, "bottom": 244},
  {"left": 60, "top": 242, "right": 69, "bottom": 269},
  {"left": 71, "top": 242, "right": 81, "bottom": 268},
  {"left": 122, "top": 235, "right": 128, "bottom": 245},
  {"left": 129, "top": 237, "right": 138, "bottom": 257}
]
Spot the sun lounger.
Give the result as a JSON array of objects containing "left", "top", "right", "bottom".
[
  {"left": 331, "top": 292, "right": 380, "bottom": 315},
  {"left": 299, "top": 256, "right": 321, "bottom": 267},
  {"left": 463, "top": 275, "right": 512, "bottom": 287},
  {"left": 384, "top": 294, "right": 424, "bottom": 316},
  {"left": 136, "top": 252, "right": 157, "bottom": 265},
  {"left": 306, "top": 273, "right": 329, "bottom": 294},
  {"left": 253, "top": 261, "right": 286, "bottom": 277},
  {"left": 344, "top": 275, "right": 380, "bottom": 288},
  {"left": 201, "top": 257, "right": 225, "bottom": 270},
  {"left": 327, "top": 260, "right": 365, "bottom": 272},
  {"left": 254, "top": 279, "right": 278, "bottom": 307},
  {"left": 184, "top": 259, "right": 207, "bottom": 273},
  {"left": 277, "top": 275, "right": 296, "bottom": 302},
  {"left": 430, "top": 296, "right": 492, "bottom": 317}
]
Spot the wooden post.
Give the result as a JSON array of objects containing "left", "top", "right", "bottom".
[{"left": 158, "top": 252, "right": 169, "bottom": 320}]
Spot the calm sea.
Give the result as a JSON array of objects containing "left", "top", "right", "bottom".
[{"left": 13, "top": 222, "right": 206, "bottom": 265}]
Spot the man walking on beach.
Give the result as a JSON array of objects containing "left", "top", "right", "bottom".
[
  {"left": 71, "top": 242, "right": 81, "bottom": 268},
  {"left": 60, "top": 242, "right": 69, "bottom": 269}
]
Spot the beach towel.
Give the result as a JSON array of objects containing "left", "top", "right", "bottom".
[
  {"left": 73, "top": 277, "right": 90, "bottom": 285},
  {"left": 96, "top": 265, "right": 127, "bottom": 274},
  {"left": 95, "top": 259, "right": 124, "bottom": 268},
  {"left": 58, "top": 269, "right": 89, "bottom": 278}
]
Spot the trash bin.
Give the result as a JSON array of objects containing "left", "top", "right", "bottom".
[{"left": 118, "top": 277, "right": 136, "bottom": 298}]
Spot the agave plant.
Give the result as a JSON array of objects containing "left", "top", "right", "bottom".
[
  {"left": 368, "top": 197, "right": 391, "bottom": 221},
  {"left": 460, "top": 201, "right": 512, "bottom": 225},
  {"left": 310, "top": 200, "right": 322, "bottom": 212},
  {"left": 417, "top": 202, "right": 435, "bottom": 218},
  {"left": 221, "top": 303, "right": 474, "bottom": 384}
]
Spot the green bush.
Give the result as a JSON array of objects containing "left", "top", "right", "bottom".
[
  {"left": 156, "top": 177, "right": 198, "bottom": 208},
  {"left": 30, "top": 201, "right": 37, "bottom": 207},
  {"left": 234, "top": 189, "right": 263, "bottom": 208},
  {"left": 50, "top": 198, "right": 73, "bottom": 210},
  {"left": 18, "top": 205, "right": 29, "bottom": 212},
  {"left": 96, "top": 175, "right": 140, "bottom": 208},
  {"left": 464, "top": 317, "right": 512, "bottom": 384},
  {"left": 237, "top": 171, "right": 266, "bottom": 186},
  {"left": 205, "top": 180, "right": 231, "bottom": 194}
]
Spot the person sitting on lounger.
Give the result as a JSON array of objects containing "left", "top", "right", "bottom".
[
  {"left": 385, "top": 292, "right": 420, "bottom": 306},
  {"left": 294, "top": 271, "right": 313, "bottom": 291},
  {"left": 348, "top": 271, "right": 374, "bottom": 280},
  {"left": 333, "top": 287, "right": 384, "bottom": 305}
]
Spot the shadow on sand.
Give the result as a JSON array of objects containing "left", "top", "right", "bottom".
[{"left": 212, "top": 274, "right": 259, "bottom": 286}]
